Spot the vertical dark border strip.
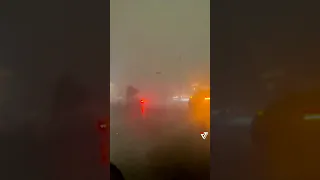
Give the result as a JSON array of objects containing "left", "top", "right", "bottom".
[
  {"left": 68, "top": 0, "right": 111, "bottom": 177},
  {"left": 107, "top": 1, "right": 111, "bottom": 178},
  {"left": 2, "top": 0, "right": 110, "bottom": 179},
  {"left": 65, "top": 0, "right": 111, "bottom": 177},
  {"left": 106, "top": 0, "right": 111, "bottom": 177},
  {"left": 100, "top": 0, "right": 111, "bottom": 177},
  {"left": 63, "top": 0, "right": 111, "bottom": 178},
  {"left": 210, "top": 0, "right": 213, "bottom": 178}
]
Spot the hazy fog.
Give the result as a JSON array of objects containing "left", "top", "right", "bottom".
[{"left": 110, "top": 0, "right": 210, "bottom": 90}]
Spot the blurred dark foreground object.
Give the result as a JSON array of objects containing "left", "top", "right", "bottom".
[
  {"left": 251, "top": 90, "right": 320, "bottom": 180},
  {"left": 110, "top": 163, "right": 125, "bottom": 180}
]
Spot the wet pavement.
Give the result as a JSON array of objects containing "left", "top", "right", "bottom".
[{"left": 110, "top": 104, "right": 210, "bottom": 180}]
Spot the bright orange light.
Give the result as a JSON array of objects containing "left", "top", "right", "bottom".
[
  {"left": 190, "top": 96, "right": 193, "bottom": 99},
  {"left": 204, "top": 97, "right": 210, "bottom": 100}
]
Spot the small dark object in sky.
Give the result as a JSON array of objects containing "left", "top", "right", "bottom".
[{"left": 156, "top": 72, "right": 162, "bottom": 74}]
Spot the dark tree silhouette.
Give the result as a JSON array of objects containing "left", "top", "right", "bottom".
[{"left": 126, "top": 85, "right": 139, "bottom": 100}]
